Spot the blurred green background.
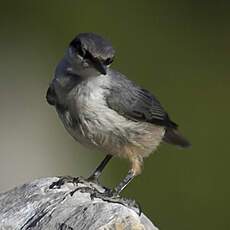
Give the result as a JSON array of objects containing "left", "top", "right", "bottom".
[{"left": 0, "top": 1, "right": 229, "bottom": 229}]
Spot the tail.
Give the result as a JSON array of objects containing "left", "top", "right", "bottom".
[{"left": 163, "top": 128, "right": 191, "bottom": 148}]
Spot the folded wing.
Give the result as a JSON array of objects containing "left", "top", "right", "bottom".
[{"left": 106, "top": 71, "right": 190, "bottom": 148}]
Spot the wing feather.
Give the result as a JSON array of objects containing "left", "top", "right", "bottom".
[{"left": 106, "top": 71, "right": 177, "bottom": 128}]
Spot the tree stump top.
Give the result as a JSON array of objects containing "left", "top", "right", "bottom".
[{"left": 0, "top": 177, "right": 158, "bottom": 230}]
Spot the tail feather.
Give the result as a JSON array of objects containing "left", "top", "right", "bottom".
[{"left": 163, "top": 128, "right": 191, "bottom": 148}]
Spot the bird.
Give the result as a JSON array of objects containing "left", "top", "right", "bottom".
[{"left": 46, "top": 32, "right": 190, "bottom": 195}]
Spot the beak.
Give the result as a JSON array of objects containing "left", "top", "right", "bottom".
[{"left": 92, "top": 58, "right": 107, "bottom": 75}]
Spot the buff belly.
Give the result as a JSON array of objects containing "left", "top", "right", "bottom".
[{"left": 58, "top": 106, "right": 165, "bottom": 175}]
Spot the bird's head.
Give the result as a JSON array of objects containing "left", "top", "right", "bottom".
[{"left": 67, "top": 33, "right": 115, "bottom": 77}]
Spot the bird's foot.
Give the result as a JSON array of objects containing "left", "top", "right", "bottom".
[
  {"left": 93, "top": 188, "right": 141, "bottom": 215},
  {"left": 49, "top": 176, "right": 80, "bottom": 189},
  {"left": 102, "top": 187, "right": 119, "bottom": 198},
  {"left": 85, "top": 175, "right": 100, "bottom": 185}
]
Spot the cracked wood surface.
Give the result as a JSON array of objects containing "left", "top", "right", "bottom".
[{"left": 0, "top": 177, "right": 158, "bottom": 230}]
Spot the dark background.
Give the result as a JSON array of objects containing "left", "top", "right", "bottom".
[{"left": 0, "top": 1, "right": 229, "bottom": 229}]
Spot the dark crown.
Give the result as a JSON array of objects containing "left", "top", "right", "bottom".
[{"left": 70, "top": 33, "right": 115, "bottom": 63}]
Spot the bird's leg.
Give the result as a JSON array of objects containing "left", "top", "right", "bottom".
[
  {"left": 87, "top": 154, "right": 113, "bottom": 182},
  {"left": 112, "top": 155, "right": 143, "bottom": 195},
  {"left": 114, "top": 169, "right": 136, "bottom": 194}
]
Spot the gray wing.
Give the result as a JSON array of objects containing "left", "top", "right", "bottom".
[{"left": 106, "top": 71, "right": 178, "bottom": 128}]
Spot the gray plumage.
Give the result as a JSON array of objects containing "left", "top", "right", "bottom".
[{"left": 46, "top": 32, "right": 190, "bottom": 185}]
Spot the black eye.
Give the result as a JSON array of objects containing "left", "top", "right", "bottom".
[
  {"left": 104, "top": 58, "right": 113, "bottom": 65},
  {"left": 78, "top": 46, "right": 85, "bottom": 57},
  {"left": 70, "top": 39, "right": 85, "bottom": 57}
]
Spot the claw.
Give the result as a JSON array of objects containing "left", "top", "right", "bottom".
[
  {"left": 102, "top": 188, "right": 119, "bottom": 198},
  {"left": 97, "top": 189, "right": 141, "bottom": 215},
  {"left": 49, "top": 176, "right": 79, "bottom": 189}
]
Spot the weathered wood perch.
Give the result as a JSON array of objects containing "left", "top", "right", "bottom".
[{"left": 0, "top": 177, "right": 158, "bottom": 230}]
